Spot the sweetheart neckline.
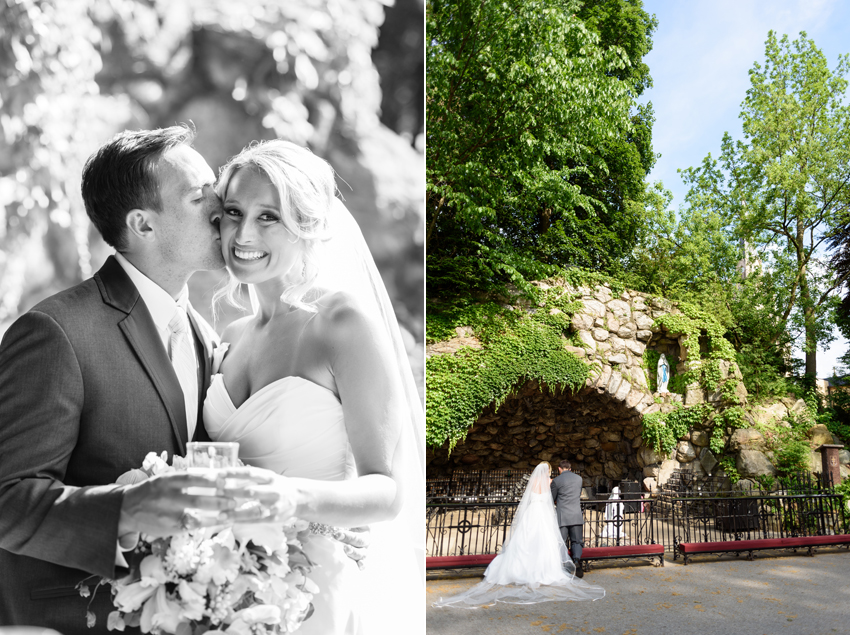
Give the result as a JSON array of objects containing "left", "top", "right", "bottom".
[{"left": 211, "top": 373, "right": 341, "bottom": 412}]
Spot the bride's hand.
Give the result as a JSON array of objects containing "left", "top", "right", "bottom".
[
  {"left": 335, "top": 526, "right": 370, "bottom": 569},
  {"left": 217, "top": 466, "right": 298, "bottom": 523}
]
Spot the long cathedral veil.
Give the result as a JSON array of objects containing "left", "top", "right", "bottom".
[
  {"left": 433, "top": 462, "right": 605, "bottom": 608},
  {"left": 315, "top": 196, "right": 425, "bottom": 600},
  {"left": 324, "top": 198, "right": 424, "bottom": 630}
]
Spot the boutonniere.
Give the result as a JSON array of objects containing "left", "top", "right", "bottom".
[{"left": 211, "top": 342, "right": 230, "bottom": 375}]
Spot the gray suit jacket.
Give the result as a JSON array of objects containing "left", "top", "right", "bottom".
[
  {"left": 0, "top": 256, "right": 217, "bottom": 633},
  {"left": 550, "top": 470, "right": 583, "bottom": 527}
]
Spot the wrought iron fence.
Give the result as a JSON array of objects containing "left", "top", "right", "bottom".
[
  {"left": 426, "top": 502, "right": 520, "bottom": 558},
  {"left": 426, "top": 469, "right": 850, "bottom": 563},
  {"left": 426, "top": 469, "right": 530, "bottom": 503},
  {"left": 426, "top": 498, "right": 662, "bottom": 558},
  {"left": 655, "top": 469, "right": 845, "bottom": 557},
  {"left": 583, "top": 497, "right": 661, "bottom": 548},
  {"left": 660, "top": 468, "right": 835, "bottom": 497},
  {"left": 666, "top": 492, "right": 849, "bottom": 559}
]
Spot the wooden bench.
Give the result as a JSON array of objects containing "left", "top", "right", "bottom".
[
  {"left": 571, "top": 544, "right": 665, "bottom": 571},
  {"left": 678, "top": 534, "right": 850, "bottom": 565},
  {"left": 426, "top": 554, "right": 495, "bottom": 569},
  {"left": 426, "top": 544, "right": 665, "bottom": 571}
]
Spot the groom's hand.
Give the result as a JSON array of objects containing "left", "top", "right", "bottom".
[{"left": 118, "top": 472, "right": 238, "bottom": 537}]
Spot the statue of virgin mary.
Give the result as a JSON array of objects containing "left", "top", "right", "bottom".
[{"left": 657, "top": 353, "right": 670, "bottom": 393}]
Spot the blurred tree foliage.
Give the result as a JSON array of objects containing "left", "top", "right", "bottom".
[
  {"left": 0, "top": 0, "right": 106, "bottom": 319},
  {"left": 373, "top": 0, "right": 424, "bottom": 146},
  {"left": 0, "top": 0, "right": 423, "bottom": 343},
  {"left": 425, "top": 0, "right": 656, "bottom": 301}
]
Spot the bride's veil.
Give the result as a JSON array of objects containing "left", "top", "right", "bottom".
[{"left": 307, "top": 197, "right": 425, "bottom": 627}]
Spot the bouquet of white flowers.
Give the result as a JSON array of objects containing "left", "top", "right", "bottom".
[{"left": 78, "top": 452, "right": 316, "bottom": 635}]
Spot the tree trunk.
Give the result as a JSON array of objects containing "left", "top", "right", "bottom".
[
  {"left": 426, "top": 195, "right": 445, "bottom": 253},
  {"left": 796, "top": 218, "right": 817, "bottom": 379}
]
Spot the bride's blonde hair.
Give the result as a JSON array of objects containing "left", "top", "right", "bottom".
[{"left": 213, "top": 140, "right": 337, "bottom": 314}]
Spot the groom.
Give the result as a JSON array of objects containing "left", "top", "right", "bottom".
[
  {"left": 550, "top": 459, "right": 585, "bottom": 578},
  {"left": 0, "top": 126, "right": 271, "bottom": 632}
]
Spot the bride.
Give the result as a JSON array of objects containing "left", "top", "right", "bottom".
[
  {"left": 202, "top": 140, "right": 424, "bottom": 633},
  {"left": 433, "top": 462, "right": 604, "bottom": 608}
]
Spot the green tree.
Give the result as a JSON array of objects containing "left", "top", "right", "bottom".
[
  {"left": 681, "top": 31, "right": 850, "bottom": 379},
  {"left": 627, "top": 182, "right": 738, "bottom": 300},
  {"left": 426, "top": 0, "right": 656, "bottom": 299},
  {"left": 577, "top": 0, "right": 656, "bottom": 97}
]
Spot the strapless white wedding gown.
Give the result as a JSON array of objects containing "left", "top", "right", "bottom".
[{"left": 203, "top": 371, "right": 363, "bottom": 634}]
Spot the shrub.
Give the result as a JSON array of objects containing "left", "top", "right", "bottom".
[{"left": 774, "top": 439, "right": 811, "bottom": 474}]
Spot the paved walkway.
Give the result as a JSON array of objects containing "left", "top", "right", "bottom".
[{"left": 426, "top": 549, "right": 850, "bottom": 635}]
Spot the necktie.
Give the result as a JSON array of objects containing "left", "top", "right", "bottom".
[{"left": 168, "top": 305, "right": 198, "bottom": 441}]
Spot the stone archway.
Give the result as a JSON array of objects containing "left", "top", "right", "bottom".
[
  {"left": 427, "top": 280, "right": 820, "bottom": 494},
  {"left": 426, "top": 283, "right": 679, "bottom": 488},
  {"left": 425, "top": 377, "right": 652, "bottom": 488}
]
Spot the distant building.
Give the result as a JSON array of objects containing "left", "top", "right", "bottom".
[{"left": 819, "top": 376, "right": 850, "bottom": 399}]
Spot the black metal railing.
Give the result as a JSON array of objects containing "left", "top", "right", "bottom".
[
  {"left": 426, "top": 469, "right": 849, "bottom": 563},
  {"left": 426, "top": 469, "right": 530, "bottom": 503},
  {"left": 426, "top": 497, "right": 662, "bottom": 558},
  {"left": 655, "top": 469, "right": 847, "bottom": 558},
  {"left": 668, "top": 492, "right": 849, "bottom": 559},
  {"left": 660, "top": 468, "right": 835, "bottom": 497},
  {"left": 583, "top": 497, "right": 661, "bottom": 548},
  {"left": 426, "top": 502, "right": 520, "bottom": 557}
]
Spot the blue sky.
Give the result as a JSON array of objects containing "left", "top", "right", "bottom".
[{"left": 639, "top": 0, "right": 850, "bottom": 378}]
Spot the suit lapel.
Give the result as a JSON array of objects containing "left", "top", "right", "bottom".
[
  {"left": 96, "top": 257, "right": 189, "bottom": 454},
  {"left": 187, "top": 305, "right": 215, "bottom": 442}
]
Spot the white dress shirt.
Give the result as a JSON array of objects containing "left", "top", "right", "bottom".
[{"left": 114, "top": 252, "right": 198, "bottom": 368}]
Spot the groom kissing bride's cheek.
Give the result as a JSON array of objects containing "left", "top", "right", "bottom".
[{"left": 0, "top": 126, "right": 424, "bottom": 635}]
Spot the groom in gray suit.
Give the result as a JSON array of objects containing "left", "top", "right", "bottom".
[
  {"left": 0, "top": 126, "right": 249, "bottom": 633},
  {"left": 550, "top": 459, "right": 585, "bottom": 578}
]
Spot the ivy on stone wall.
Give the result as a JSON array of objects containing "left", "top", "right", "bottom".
[
  {"left": 709, "top": 424, "right": 725, "bottom": 454},
  {"left": 641, "top": 348, "right": 660, "bottom": 392},
  {"left": 426, "top": 301, "right": 512, "bottom": 344},
  {"left": 638, "top": 299, "right": 748, "bottom": 467},
  {"left": 426, "top": 286, "right": 589, "bottom": 450},
  {"left": 641, "top": 403, "right": 712, "bottom": 455},
  {"left": 653, "top": 301, "right": 735, "bottom": 362},
  {"left": 555, "top": 267, "right": 629, "bottom": 300},
  {"left": 427, "top": 274, "right": 754, "bottom": 479},
  {"left": 640, "top": 301, "right": 736, "bottom": 398},
  {"left": 719, "top": 456, "right": 741, "bottom": 483}
]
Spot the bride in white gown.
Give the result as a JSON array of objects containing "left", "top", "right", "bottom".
[
  {"left": 433, "top": 462, "right": 605, "bottom": 607},
  {"left": 202, "top": 140, "right": 423, "bottom": 633}
]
